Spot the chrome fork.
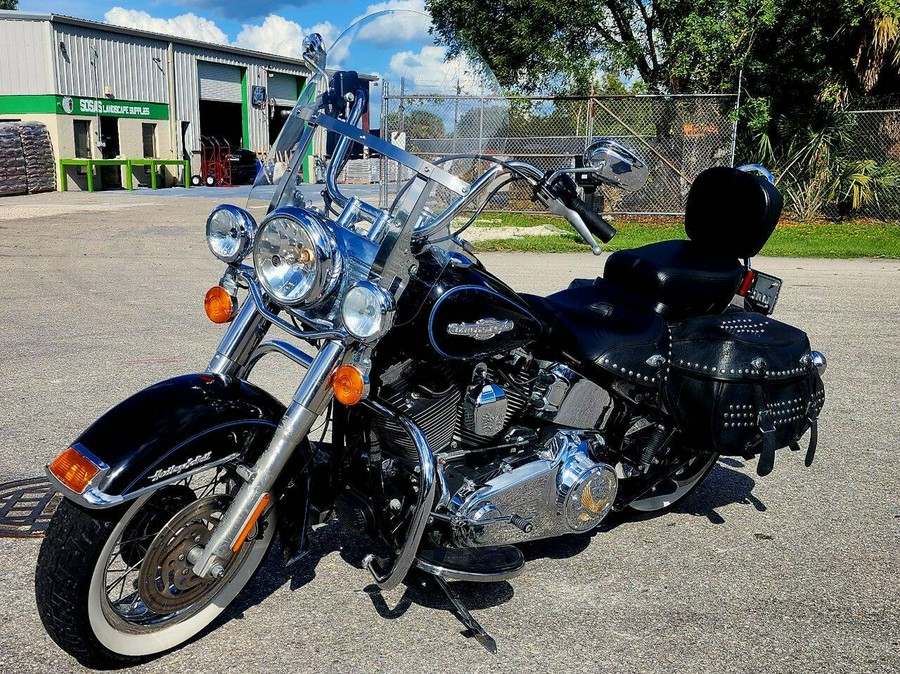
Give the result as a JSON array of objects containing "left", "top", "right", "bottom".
[
  {"left": 191, "top": 298, "right": 345, "bottom": 578},
  {"left": 207, "top": 297, "right": 272, "bottom": 377}
]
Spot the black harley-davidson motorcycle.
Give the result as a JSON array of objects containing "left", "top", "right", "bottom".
[{"left": 35, "top": 10, "right": 826, "bottom": 667}]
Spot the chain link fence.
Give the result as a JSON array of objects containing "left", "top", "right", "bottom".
[
  {"left": 841, "top": 105, "right": 900, "bottom": 220},
  {"left": 378, "top": 90, "right": 738, "bottom": 215}
]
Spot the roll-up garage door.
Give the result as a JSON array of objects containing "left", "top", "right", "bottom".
[
  {"left": 198, "top": 61, "right": 243, "bottom": 103},
  {"left": 267, "top": 73, "right": 300, "bottom": 106}
]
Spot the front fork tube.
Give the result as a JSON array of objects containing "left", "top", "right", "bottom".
[
  {"left": 207, "top": 296, "right": 272, "bottom": 377},
  {"left": 193, "top": 339, "right": 345, "bottom": 578}
]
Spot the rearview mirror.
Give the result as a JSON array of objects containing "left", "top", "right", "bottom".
[{"left": 584, "top": 139, "right": 648, "bottom": 192}]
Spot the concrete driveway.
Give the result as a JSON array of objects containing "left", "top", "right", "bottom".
[{"left": 0, "top": 191, "right": 897, "bottom": 674}]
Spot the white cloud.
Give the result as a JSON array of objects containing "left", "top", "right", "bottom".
[
  {"left": 104, "top": 8, "right": 343, "bottom": 65},
  {"left": 389, "top": 45, "right": 490, "bottom": 95},
  {"left": 234, "top": 14, "right": 340, "bottom": 60},
  {"left": 103, "top": 7, "right": 228, "bottom": 44},
  {"left": 354, "top": 0, "right": 432, "bottom": 47}
]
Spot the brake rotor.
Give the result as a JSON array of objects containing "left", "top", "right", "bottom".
[
  {"left": 119, "top": 485, "right": 196, "bottom": 567},
  {"left": 137, "top": 493, "right": 249, "bottom": 615}
]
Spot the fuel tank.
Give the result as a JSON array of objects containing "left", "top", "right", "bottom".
[{"left": 409, "top": 253, "right": 543, "bottom": 360}]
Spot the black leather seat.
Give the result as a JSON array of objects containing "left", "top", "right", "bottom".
[
  {"left": 604, "top": 167, "right": 783, "bottom": 322},
  {"left": 522, "top": 279, "right": 666, "bottom": 385},
  {"left": 603, "top": 240, "right": 743, "bottom": 321}
]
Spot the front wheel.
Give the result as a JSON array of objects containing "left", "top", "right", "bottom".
[{"left": 35, "top": 472, "right": 275, "bottom": 668}]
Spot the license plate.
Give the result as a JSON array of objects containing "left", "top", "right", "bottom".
[{"left": 745, "top": 270, "right": 782, "bottom": 315}]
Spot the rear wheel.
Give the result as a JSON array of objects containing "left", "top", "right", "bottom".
[
  {"left": 35, "top": 466, "right": 275, "bottom": 668},
  {"left": 627, "top": 451, "right": 719, "bottom": 513}
]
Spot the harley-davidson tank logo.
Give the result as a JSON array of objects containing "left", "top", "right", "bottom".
[
  {"left": 447, "top": 318, "right": 515, "bottom": 341},
  {"left": 148, "top": 452, "right": 212, "bottom": 482}
]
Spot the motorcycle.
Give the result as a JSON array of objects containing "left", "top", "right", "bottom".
[{"left": 35, "top": 10, "right": 827, "bottom": 667}]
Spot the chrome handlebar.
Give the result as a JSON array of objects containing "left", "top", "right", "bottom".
[{"left": 318, "top": 95, "right": 599, "bottom": 248}]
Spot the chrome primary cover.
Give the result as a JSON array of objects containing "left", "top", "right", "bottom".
[{"left": 450, "top": 431, "right": 617, "bottom": 546}]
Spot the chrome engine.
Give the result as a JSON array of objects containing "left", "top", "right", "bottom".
[
  {"left": 448, "top": 430, "right": 618, "bottom": 547},
  {"left": 373, "top": 357, "right": 619, "bottom": 547}
]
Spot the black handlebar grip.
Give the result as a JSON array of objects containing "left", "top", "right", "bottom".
[
  {"left": 567, "top": 195, "right": 617, "bottom": 243},
  {"left": 551, "top": 174, "right": 617, "bottom": 243}
]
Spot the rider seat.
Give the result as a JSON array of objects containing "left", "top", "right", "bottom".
[
  {"left": 522, "top": 279, "right": 666, "bottom": 385},
  {"left": 603, "top": 167, "right": 782, "bottom": 322}
]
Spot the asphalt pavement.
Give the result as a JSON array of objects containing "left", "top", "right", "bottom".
[{"left": 0, "top": 190, "right": 897, "bottom": 674}]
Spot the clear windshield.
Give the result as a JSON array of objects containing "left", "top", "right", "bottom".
[{"left": 246, "top": 8, "right": 509, "bottom": 223}]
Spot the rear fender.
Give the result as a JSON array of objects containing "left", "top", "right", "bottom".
[{"left": 46, "top": 374, "right": 306, "bottom": 509}]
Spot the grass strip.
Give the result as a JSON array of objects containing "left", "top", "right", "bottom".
[{"left": 468, "top": 213, "right": 900, "bottom": 258}]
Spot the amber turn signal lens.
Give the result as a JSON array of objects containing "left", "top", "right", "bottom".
[
  {"left": 231, "top": 493, "right": 270, "bottom": 553},
  {"left": 49, "top": 447, "right": 101, "bottom": 494},
  {"left": 205, "top": 286, "right": 236, "bottom": 324},
  {"left": 333, "top": 365, "right": 367, "bottom": 406}
]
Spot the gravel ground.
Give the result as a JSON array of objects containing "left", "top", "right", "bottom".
[{"left": 0, "top": 191, "right": 897, "bottom": 674}]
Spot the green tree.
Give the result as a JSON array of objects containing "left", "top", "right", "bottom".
[
  {"left": 0, "top": 0, "right": 20, "bottom": 9},
  {"left": 427, "top": 0, "right": 781, "bottom": 95},
  {"left": 383, "top": 109, "right": 447, "bottom": 139}
]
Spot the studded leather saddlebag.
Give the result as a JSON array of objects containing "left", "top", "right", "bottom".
[{"left": 665, "top": 312, "right": 825, "bottom": 475}]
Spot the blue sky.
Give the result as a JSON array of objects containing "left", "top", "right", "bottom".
[{"left": 16, "top": 1, "right": 432, "bottom": 64}]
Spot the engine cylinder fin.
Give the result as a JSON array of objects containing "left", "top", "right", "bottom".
[{"left": 375, "top": 380, "right": 461, "bottom": 461}]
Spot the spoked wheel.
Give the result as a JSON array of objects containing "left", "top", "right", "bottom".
[
  {"left": 35, "top": 465, "right": 276, "bottom": 668},
  {"left": 627, "top": 451, "right": 719, "bottom": 513}
]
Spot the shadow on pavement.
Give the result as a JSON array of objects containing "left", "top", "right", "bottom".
[{"left": 214, "top": 460, "right": 766, "bottom": 634}]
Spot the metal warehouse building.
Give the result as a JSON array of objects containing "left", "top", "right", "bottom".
[{"left": 0, "top": 10, "right": 311, "bottom": 190}]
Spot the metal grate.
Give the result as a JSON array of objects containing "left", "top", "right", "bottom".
[
  {"left": 379, "top": 92, "right": 738, "bottom": 215},
  {"left": 0, "top": 477, "right": 60, "bottom": 538}
]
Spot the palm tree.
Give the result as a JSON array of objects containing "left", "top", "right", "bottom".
[{"left": 853, "top": 3, "right": 900, "bottom": 94}]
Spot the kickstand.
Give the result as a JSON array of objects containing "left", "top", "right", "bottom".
[{"left": 432, "top": 575, "right": 497, "bottom": 653}]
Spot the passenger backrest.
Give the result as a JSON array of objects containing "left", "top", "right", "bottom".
[{"left": 684, "top": 167, "right": 783, "bottom": 258}]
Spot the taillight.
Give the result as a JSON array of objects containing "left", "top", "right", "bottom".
[{"left": 738, "top": 269, "right": 757, "bottom": 297}]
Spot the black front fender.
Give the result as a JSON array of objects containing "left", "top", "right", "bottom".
[{"left": 49, "top": 373, "right": 297, "bottom": 508}]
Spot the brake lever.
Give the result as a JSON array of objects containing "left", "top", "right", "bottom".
[{"left": 540, "top": 188, "right": 602, "bottom": 255}]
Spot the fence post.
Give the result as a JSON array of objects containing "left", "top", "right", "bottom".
[
  {"left": 478, "top": 81, "right": 485, "bottom": 150},
  {"left": 380, "top": 80, "right": 389, "bottom": 208},
  {"left": 731, "top": 69, "right": 743, "bottom": 168},
  {"left": 586, "top": 91, "right": 594, "bottom": 153}
]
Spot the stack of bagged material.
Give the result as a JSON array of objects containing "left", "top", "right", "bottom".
[
  {"left": 341, "top": 158, "right": 379, "bottom": 184},
  {"left": 19, "top": 122, "right": 56, "bottom": 194},
  {"left": 0, "top": 123, "right": 27, "bottom": 197}
]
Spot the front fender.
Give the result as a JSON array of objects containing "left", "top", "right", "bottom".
[{"left": 48, "top": 373, "right": 292, "bottom": 508}]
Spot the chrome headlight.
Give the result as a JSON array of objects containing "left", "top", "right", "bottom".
[
  {"left": 253, "top": 210, "right": 342, "bottom": 307},
  {"left": 206, "top": 205, "right": 257, "bottom": 263},
  {"left": 341, "top": 281, "right": 395, "bottom": 341}
]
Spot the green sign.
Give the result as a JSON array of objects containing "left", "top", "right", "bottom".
[
  {"left": 57, "top": 95, "right": 168, "bottom": 120},
  {"left": 0, "top": 95, "right": 168, "bottom": 120}
]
